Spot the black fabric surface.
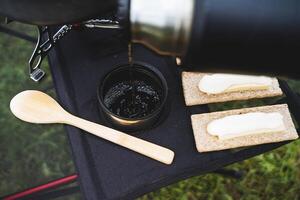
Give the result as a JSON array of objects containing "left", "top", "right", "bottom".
[{"left": 47, "top": 28, "right": 299, "bottom": 200}]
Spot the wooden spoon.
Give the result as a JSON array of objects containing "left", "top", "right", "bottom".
[{"left": 10, "top": 90, "right": 174, "bottom": 165}]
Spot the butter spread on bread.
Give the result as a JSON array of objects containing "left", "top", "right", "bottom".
[
  {"left": 207, "top": 112, "right": 285, "bottom": 140},
  {"left": 198, "top": 74, "right": 273, "bottom": 94}
]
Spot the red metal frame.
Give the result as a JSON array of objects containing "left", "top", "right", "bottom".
[{"left": 3, "top": 174, "right": 78, "bottom": 200}]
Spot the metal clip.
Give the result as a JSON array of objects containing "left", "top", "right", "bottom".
[
  {"left": 28, "top": 18, "right": 120, "bottom": 82},
  {"left": 30, "top": 68, "right": 45, "bottom": 82},
  {"left": 29, "top": 25, "right": 72, "bottom": 82},
  {"left": 83, "top": 19, "right": 121, "bottom": 29}
]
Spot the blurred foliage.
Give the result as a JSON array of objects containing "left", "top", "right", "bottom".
[
  {"left": 0, "top": 23, "right": 80, "bottom": 199},
  {"left": 0, "top": 23, "right": 299, "bottom": 200}
]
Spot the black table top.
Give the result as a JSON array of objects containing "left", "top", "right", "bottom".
[{"left": 47, "top": 28, "right": 300, "bottom": 200}]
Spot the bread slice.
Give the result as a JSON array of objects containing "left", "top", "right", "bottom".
[
  {"left": 182, "top": 72, "right": 283, "bottom": 106},
  {"left": 191, "top": 104, "right": 298, "bottom": 153}
]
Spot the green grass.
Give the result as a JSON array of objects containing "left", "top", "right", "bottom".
[
  {"left": 0, "top": 23, "right": 300, "bottom": 200},
  {"left": 0, "top": 23, "right": 80, "bottom": 199}
]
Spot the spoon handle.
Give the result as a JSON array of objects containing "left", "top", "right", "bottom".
[{"left": 65, "top": 114, "right": 174, "bottom": 165}]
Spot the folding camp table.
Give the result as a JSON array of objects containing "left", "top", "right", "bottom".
[
  {"left": 46, "top": 28, "right": 300, "bottom": 200},
  {"left": 1, "top": 24, "right": 299, "bottom": 200}
]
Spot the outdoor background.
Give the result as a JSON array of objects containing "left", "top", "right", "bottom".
[{"left": 0, "top": 22, "right": 299, "bottom": 200}]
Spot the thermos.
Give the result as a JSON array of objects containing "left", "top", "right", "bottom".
[
  {"left": 1, "top": 0, "right": 300, "bottom": 78},
  {"left": 129, "top": 0, "right": 300, "bottom": 78}
]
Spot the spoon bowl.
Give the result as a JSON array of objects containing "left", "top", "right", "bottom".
[{"left": 10, "top": 90, "right": 67, "bottom": 124}]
